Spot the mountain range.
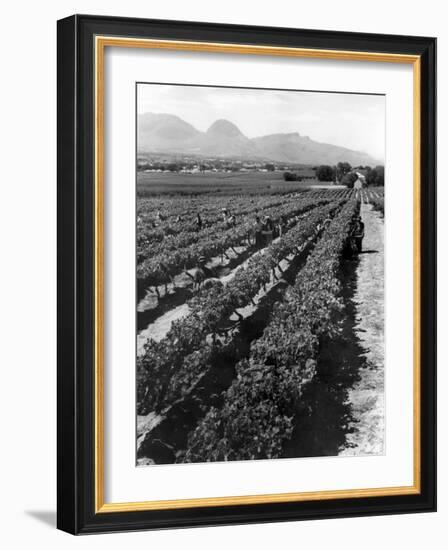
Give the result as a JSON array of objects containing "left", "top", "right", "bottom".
[{"left": 138, "top": 112, "right": 380, "bottom": 166}]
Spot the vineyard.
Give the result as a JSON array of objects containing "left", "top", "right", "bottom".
[{"left": 136, "top": 185, "right": 384, "bottom": 465}]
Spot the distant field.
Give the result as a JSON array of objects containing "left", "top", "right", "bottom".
[{"left": 137, "top": 171, "right": 320, "bottom": 196}]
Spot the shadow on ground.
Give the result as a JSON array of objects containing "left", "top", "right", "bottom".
[
  {"left": 283, "top": 255, "right": 369, "bottom": 458},
  {"left": 25, "top": 510, "right": 56, "bottom": 528}
]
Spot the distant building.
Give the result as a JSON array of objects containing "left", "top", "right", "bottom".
[{"left": 354, "top": 171, "right": 366, "bottom": 189}]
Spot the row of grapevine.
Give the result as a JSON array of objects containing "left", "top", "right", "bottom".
[
  {"left": 137, "top": 191, "right": 312, "bottom": 240},
  {"left": 137, "top": 188, "right": 351, "bottom": 251},
  {"left": 137, "top": 193, "right": 299, "bottom": 249},
  {"left": 137, "top": 194, "right": 300, "bottom": 263},
  {"left": 369, "top": 195, "right": 384, "bottom": 214},
  {"left": 137, "top": 195, "right": 338, "bottom": 289},
  {"left": 137, "top": 200, "right": 345, "bottom": 415},
  {"left": 180, "top": 199, "right": 360, "bottom": 463},
  {"left": 138, "top": 193, "right": 258, "bottom": 224}
]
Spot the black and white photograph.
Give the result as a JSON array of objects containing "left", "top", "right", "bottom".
[{"left": 136, "top": 83, "right": 386, "bottom": 465}]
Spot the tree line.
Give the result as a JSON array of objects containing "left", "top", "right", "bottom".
[{"left": 315, "top": 162, "right": 384, "bottom": 187}]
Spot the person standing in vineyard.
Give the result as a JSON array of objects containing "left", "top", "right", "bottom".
[
  {"left": 262, "top": 215, "right": 274, "bottom": 245},
  {"left": 351, "top": 215, "right": 365, "bottom": 253},
  {"left": 254, "top": 215, "right": 263, "bottom": 247},
  {"left": 227, "top": 213, "right": 236, "bottom": 228},
  {"left": 195, "top": 212, "right": 203, "bottom": 230},
  {"left": 278, "top": 214, "right": 287, "bottom": 237}
]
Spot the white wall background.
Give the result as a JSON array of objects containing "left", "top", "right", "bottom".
[{"left": 0, "top": 0, "right": 444, "bottom": 547}]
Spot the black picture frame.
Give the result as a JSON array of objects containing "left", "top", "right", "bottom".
[{"left": 57, "top": 14, "right": 436, "bottom": 534}]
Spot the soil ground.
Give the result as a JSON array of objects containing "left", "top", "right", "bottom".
[{"left": 340, "top": 200, "right": 385, "bottom": 455}]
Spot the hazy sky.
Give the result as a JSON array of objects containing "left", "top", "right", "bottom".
[{"left": 137, "top": 83, "right": 385, "bottom": 161}]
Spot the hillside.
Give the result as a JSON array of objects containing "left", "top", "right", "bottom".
[{"left": 138, "top": 112, "right": 379, "bottom": 166}]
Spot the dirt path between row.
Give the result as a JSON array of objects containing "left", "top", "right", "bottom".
[
  {"left": 136, "top": 231, "right": 306, "bottom": 354},
  {"left": 340, "top": 201, "right": 385, "bottom": 455}
]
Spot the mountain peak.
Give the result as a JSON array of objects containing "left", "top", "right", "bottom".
[
  {"left": 139, "top": 112, "right": 185, "bottom": 124},
  {"left": 206, "top": 119, "right": 245, "bottom": 138},
  {"left": 138, "top": 112, "right": 201, "bottom": 143}
]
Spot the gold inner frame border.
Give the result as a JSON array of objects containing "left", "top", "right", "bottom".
[{"left": 94, "top": 35, "right": 421, "bottom": 514}]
